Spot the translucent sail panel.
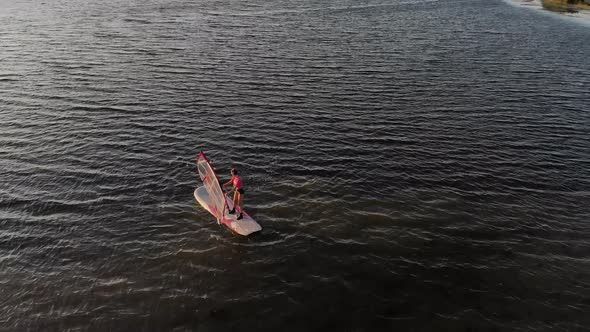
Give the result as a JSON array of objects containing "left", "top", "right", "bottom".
[{"left": 197, "top": 153, "right": 226, "bottom": 220}]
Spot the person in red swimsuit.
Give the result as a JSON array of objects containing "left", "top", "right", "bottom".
[{"left": 223, "top": 168, "right": 245, "bottom": 220}]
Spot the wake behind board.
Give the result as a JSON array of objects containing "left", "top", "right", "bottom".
[{"left": 194, "top": 186, "right": 261, "bottom": 236}]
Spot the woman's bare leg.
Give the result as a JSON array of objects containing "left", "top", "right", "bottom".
[{"left": 233, "top": 191, "right": 239, "bottom": 211}]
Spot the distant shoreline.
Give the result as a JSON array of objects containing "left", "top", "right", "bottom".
[
  {"left": 507, "top": 0, "right": 590, "bottom": 25},
  {"left": 541, "top": 0, "right": 590, "bottom": 12}
]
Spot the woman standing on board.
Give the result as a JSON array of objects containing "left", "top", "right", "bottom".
[{"left": 223, "top": 168, "right": 244, "bottom": 220}]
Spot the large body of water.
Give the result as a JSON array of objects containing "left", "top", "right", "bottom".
[{"left": 1, "top": 0, "right": 590, "bottom": 330}]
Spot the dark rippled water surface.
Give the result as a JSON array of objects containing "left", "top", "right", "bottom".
[{"left": 1, "top": 0, "right": 590, "bottom": 330}]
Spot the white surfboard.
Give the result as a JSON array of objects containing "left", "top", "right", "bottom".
[{"left": 194, "top": 186, "right": 261, "bottom": 236}]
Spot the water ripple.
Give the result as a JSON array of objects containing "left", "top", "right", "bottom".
[{"left": 1, "top": 0, "right": 590, "bottom": 330}]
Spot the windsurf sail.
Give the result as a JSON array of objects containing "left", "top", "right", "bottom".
[{"left": 196, "top": 152, "right": 227, "bottom": 220}]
